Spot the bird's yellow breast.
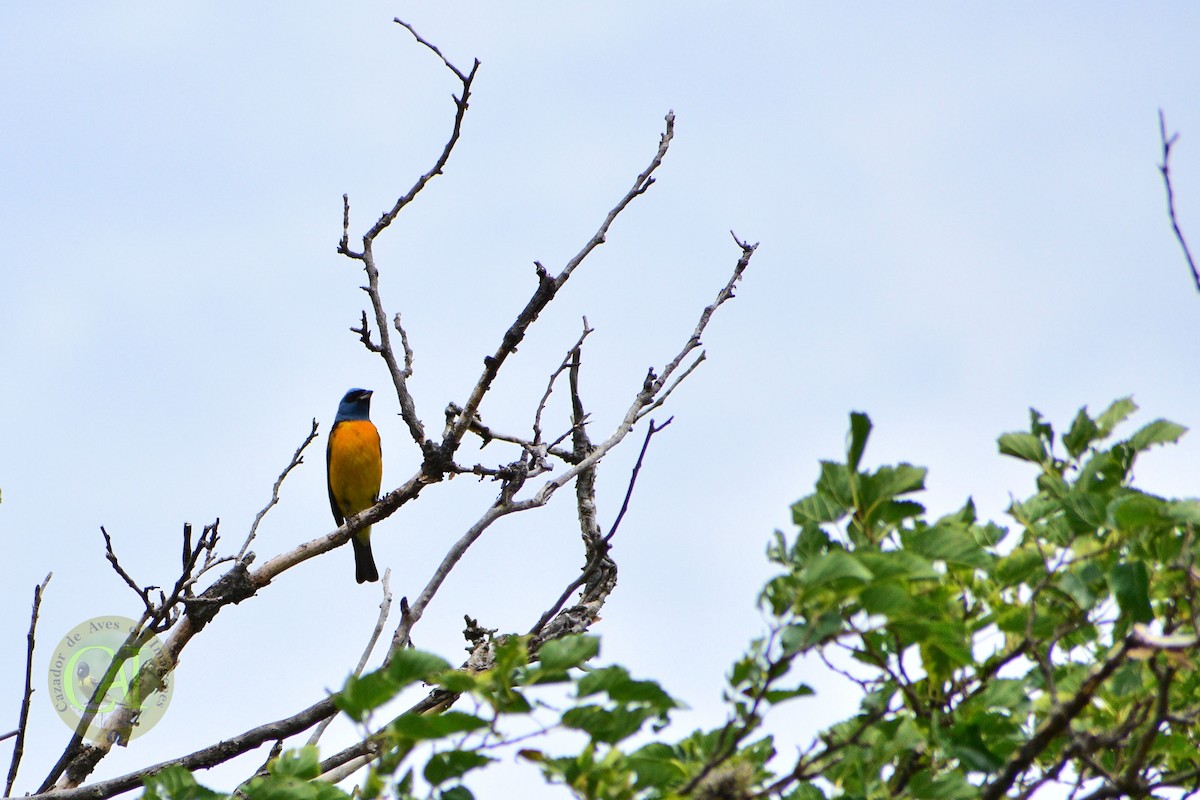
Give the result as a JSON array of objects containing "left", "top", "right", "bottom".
[{"left": 328, "top": 419, "right": 382, "bottom": 516}]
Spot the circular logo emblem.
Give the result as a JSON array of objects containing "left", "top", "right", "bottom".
[{"left": 47, "top": 616, "right": 172, "bottom": 743}]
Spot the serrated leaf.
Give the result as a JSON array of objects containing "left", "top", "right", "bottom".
[
  {"left": 423, "top": 750, "right": 493, "bottom": 786},
  {"left": 801, "top": 551, "right": 874, "bottom": 587},
  {"left": 908, "top": 769, "right": 976, "bottom": 800},
  {"left": 906, "top": 526, "right": 992, "bottom": 569},
  {"left": 780, "top": 612, "right": 844, "bottom": 654},
  {"left": 1096, "top": 397, "right": 1137, "bottom": 435},
  {"left": 562, "top": 704, "right": 657, "bottom": 743},
  {"left": 1128, "top": 419, "right": 1187, "bottom": 452},
  {"left": 945, "top": 723, "right": 1004, "bottom": 773},
  {"left": 763, "top": 683, "right": 814, "bottom": 704},
  {"left": 792, "top": 492, "right": 848, "bottom": 525},
  {"left": 855, "top": 550, "right": 939, "bottom": 581},
  {"left": 537, "top": 634, "right": 599, "bottom": 671},
  {"left": 860, "top": 581, "right": 914, "bottom": 616},
  {"left": 577, "top": 667, "right": 677, "bottom": 711},
  {"left": 1108, "top": 561, "right": 1153, "bottom": 623},
  {"left": 866, "top": 464, "right": 927, "bottom": 498},
  {"left": 998, "top": 432, "right": 1047, "bottom": 464},
  {"left": 390, "top": 711, "right": 488, "bottom": 741},
  {"left": 1057, "top": 570, "right": 1096, "bottom": 610},
  {"left": 336, "top": 670, "right": 399, "bottom": 721},
  {"left": 269, "top": 747, "right": 322, "bottom": 780},
  {"left": 628, "top": 742, "right": 688, "bottom": 789},
  {"left": 1063, "top": 407, "right": 1100, "bottom": 459},
  {"left": 141, "top": 767, "right": 226, "bottom": 800},
  {"left": 1108, "top": 493, "right": 1170, "bottom": 530},
  {"left": 816, "top": 461, "right": 854, "bottom": 507},
  {"left": 1168, "top": 499, "right": 1200, "bottom": 525},
  {"left": 439, "top": 786, "right": 475, "bottom": 800},
  {"left": 387, "top": 649, "right": 452, "bottom": 689},
  {"left": 847, "top": 412, "right": 872, "bottom": 472}
]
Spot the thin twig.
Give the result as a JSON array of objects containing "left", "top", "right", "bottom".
[
  {"left": 6, "top": 573, "right": 51, "bottom": 797},
  {"left": 237, "top": 419, "right": 320, "bottom": 562},
  {"left": 339, "top": 20, "right": 480, "bottom": 449},
  {"left": 604, "top": 417, "right": 672, "bottom": 543},
  {"left": 528, "top": 418, "right": 670, "bottom": 637},
  {"left": 442, "top": 112, "right": 678, "bottom": 458},
  {"left": 32, "top": 698, "right": 340, "bottom": 800},
  {"left": 1158, "top": 110, "right": 1200, "bottom": 292},
  {"left": 533, "top": 319, "right": 594, "bottom": 449}
]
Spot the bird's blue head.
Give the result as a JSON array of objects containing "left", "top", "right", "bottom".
[{"left": 335, "top": 388, "right": 374, "bottom": 422}]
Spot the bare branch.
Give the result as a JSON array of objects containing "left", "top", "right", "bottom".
[
  {"left": 393, "top": 313, "right": 415, "bottom": 378},
  {"left": 604, "top": 417, "right": 671, "bottom": 544},
  {"left": 1158, "top": 110, "right": 1200, "bottom": 292},
  {"left": 32, "top": 698, "right": 340, "bottom": 800},
  {"left": 100, "top": 527, "right": 156, "bottom": 610},
  {"left": 533, "top": 319, "right": 594, "bottom": 450},
  {"left": 339, "top": 21, "right": 480, "bottom": 450},
  {"left": 6, "top": 573, "right": 51, "bottom": 797},
  {"left": 980, "top": 636, "right": 1133, "bottom": 800},
  {"left": 528, "top": 418, "right": 671, "bottom": 637},
  {"left": 442, "top": 112, "right": 678, "bottom": 457}
]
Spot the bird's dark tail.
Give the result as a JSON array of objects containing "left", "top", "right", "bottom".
[{"left": 352, "top": 531, "right": 380, "bottom": 583}]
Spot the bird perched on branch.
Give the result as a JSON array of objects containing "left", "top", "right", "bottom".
[{"left": 327, "top": 388, "right": 382, "bottom": 583}]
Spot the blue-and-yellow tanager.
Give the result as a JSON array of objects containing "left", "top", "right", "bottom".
[{"left": 327, "top": 388, "right": 382, "bottom": 583}]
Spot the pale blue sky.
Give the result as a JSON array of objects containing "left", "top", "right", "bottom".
[{"left": 3, "top": 3, "right": 1200, "bottom": 796}]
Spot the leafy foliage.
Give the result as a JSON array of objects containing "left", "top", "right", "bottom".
[{"left": 143, "top": 400, "right": 1200, "bottom": 800}]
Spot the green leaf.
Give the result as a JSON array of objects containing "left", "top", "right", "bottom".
[
  {"left": 906, "top": 526, "right": 992, "bottom": 569},
  {"left": 792, "top": 492, "right": 847, "bottom": 525},
  {"left": 1057, "top": 570, "right": 1097, "bottom": 610},
  {"left": 1128, "top": 418, "right": 1186, "bottom": 452},
  {"left": 908, "top": 768, "right": 976, "bottom": 800},
  {"left": 780, "top": 612, "right": 845, "bottom": 654},
  {"left": 423, "top": 750, "right": 493, "bottom": 786},
  {"left": 847, "top": 412, "right": 872, "bottom": 472},
  {"left": 1063, "top": 407, "right": 1100, "bottom": 459},
  {"left": 998, "top": 432, "right": 1047, "bottom": 464},
  {"left": 537, "top": 634, "right": 599, "bottom": 671},
  {"left": 1029, "top": 408, "right": 1054, "bottom": 444},
  {"left": 1108, "top": 493, "right": 1170, "bottom": 530},
  {"left": 561, "top": 704, "right": 658, "bottom": 744},
  {"left": 859, "top": 581, "right": 914, "bottom": 616},
  {"left": 945, "top": 723, "right": 1004, "bottom": 773},
  {"left": 855, "top": 550, "right": 938, "bottom": 581},
  {"left": 435, "top": 671, "right": 480, "bottom": 694},
  {"left": 390, "top": 711, "right": 489, "bottom": 741},
  {"left": 816, "top": 462, "right": 854, "bottom": 508},
  {"left": 801, "top": 551, "right": 874, "bottom": 587},
  {"left": 336, "top": 671, "right": 399, "bottom": 721},
  {"left": 1169, "top": 499, "right": 1200, "bottom": 525},
  {"left": 763, "top": 683, "right": 815, "bottom": 704},
  {"left": 141, "top": 767, "right": 226, "bottom": 800},
  {"left": 577, "top": 667, "right": 677, "bottom": 711},
  {"left": 784, "top": 783, "right": 828, "bottom": 800},
  {"left": 864, "top": 464, "right": 927, "bottom": 498},
  {"left": 439, "top": 787, "right": 475, "bottom": 800},
  {"left": 628, "top": 742, "right": 688, "bottom": 789},
  {"left": 1096, "top": 397, "right": 1137, "bottom": 435},
  {"left": 1062, "top": 487, "right": 1106, "bottom": 530},
  {"left": 387, "top": 649, "right": 452, "bottom": 689},
  {"left": 269, "top": 747, "right": 322, "bottom": 780},
  {"left": 994, "top": 547, "right": 1045, "bottom": 587},
  {"left": 1108, "top": 561, "right": 1153, "bottom": 623}
]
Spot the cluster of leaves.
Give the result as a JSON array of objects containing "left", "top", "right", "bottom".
[{"left": 142, "top": 400, "right": 1200, "bottom": 800}]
